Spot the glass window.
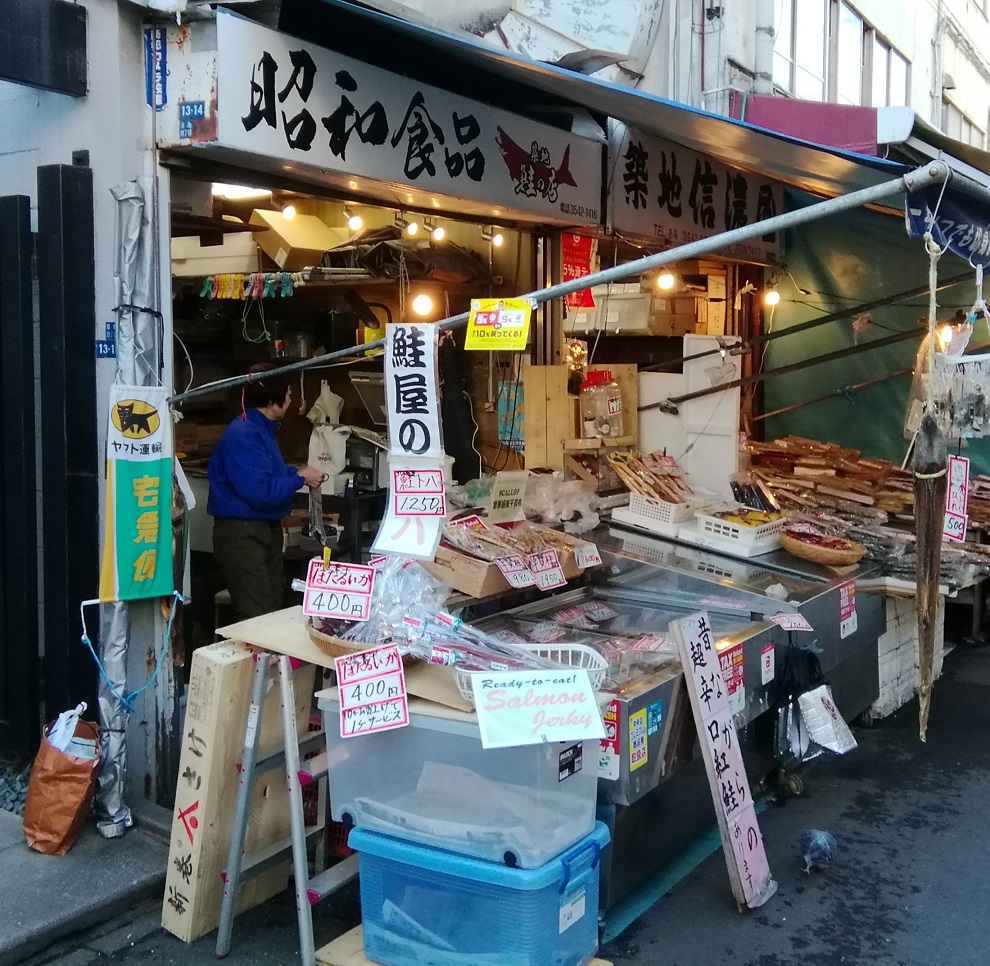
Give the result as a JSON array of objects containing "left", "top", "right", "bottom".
[
  {"left": 836, "top": 3, "right": 864, "bottom": 105},
  {"left": 794, "top": 0, "right": 826, "bottom": 99},
  {"left": 773, "top": 0, "right": 795, "bottom": 91},
  {"left": 871, "top": 38, "right": 888, "bottom": 106},
  {"left": 889, "top": 51, "right": 908, "bottom": 107}
]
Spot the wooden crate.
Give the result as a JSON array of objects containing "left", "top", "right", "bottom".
[{"left": 161, "top": 641, "right": 316, "bottom": 942}]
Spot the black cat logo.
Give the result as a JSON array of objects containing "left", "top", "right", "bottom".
[{"left": 112, "top": 399, "right": 160, "bottom": 439}]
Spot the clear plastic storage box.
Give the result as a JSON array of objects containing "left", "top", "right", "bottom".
[
  {"left": 350, "top": 822, "right": 610, "bottom": 966},
  {"left": 318, "top": 691, "right": 598, "bottom": 868}
]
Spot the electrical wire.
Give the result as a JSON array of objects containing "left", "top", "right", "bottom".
[
  {"left": 173, "top": 331, "right": 195, "bottom": 393},
  {"left": 464, "top": 387, "right": 483, "bottom": 473}
]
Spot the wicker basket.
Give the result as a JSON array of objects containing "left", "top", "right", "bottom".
[
  {"left": 306, "top": 622, "right": 377, "bottom": 659},
  {"left": 780, "top": 533, "right": 866, "bottom": 567}
]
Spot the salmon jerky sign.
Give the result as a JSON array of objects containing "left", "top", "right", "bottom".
[
  {"left": 211, "top": 12, "right": 602, "bottom": 225},
  {"left": 611, "top": 127, "right": 783, "bottom": 263}
]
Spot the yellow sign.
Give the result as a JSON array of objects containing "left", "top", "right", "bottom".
[
  {"left": 110, "top": 399, "right": 161, "bottom": 439},
  {"left": 464, "top": 298, "right": 533, "bottom": 351}
]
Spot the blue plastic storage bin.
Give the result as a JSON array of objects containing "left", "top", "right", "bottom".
[{"left": 350, "top": 822, "right": 610, "bottom": 966}]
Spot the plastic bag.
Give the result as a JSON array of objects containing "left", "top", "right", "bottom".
[
  {"left": 308, "top": 424, "right": 348, "bottom": 486},
  {"left": 23, "top": 707, "right": 101, "bottom": 855},
  {"left": 306, "top": 380, "right": 344, "bottom": 426}
]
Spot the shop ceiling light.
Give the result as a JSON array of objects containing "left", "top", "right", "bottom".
[
  {"left": 211, "top": 183, "right": 272, "bottom": 200},
  {"left": 657, "top": 272, "right": 676, "bottom": 290},
  {"left": 395, "top": 213, "right": 419, "bottom": 236},
  {"left": 424, "top": 217, "right": 445, "bottom": 242},
  {"left": 345, "top": 207, "right": 363, "bottom": 231},
  {"left": 412, "top": 293, "right": 434, "bottom": 316},
  {"left": 481, "top": 226, "right": 504, "bottom": 247},
  {"left": 281, "top": 204, "right": 297, "bottom": 221},
  {"left": 763, "top": 287, "right": 781, "bottom": 306}
]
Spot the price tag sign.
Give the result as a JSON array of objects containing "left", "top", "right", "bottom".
[
  {"left": 392, "top": 467, "right": 445, "bottom": 517},
  {"left": 334, "top": 644, "right": 408, "bottom": 737},
  {"left": 699, "top": 595, "right": 750, "bottom": 611},
  {"left": 464, "top": 297, "right": 533, "bottom": 351},
  {"left": 719, "top": 643, "right": 746, "bottom": 715},
  {"left": 525, "top": 620, "right": 567, "bottom": 643},
  {"left": 943, "top": 510, "right": 967, "bottom": 543},
  {"left": 302, "top": 560, "right": 376, "bottom": 622},
  {"left": 944, "top": 455, "right": 970, "bottom": 543},
  {"left": 769, "top": 612, "right": 814, "bottom": 632},
  {"left": 494, "top": 554, "right": 536, "bottom": 588},
  {"left": 580, "top": 602, "right": 621, "bottom": 622},
  {"left": 573, "top": 542, "right": 603, "bottom": 569},
  {"left": 471, "top": 668, "right": 606, "bottom": 749},
  {"left": 760, "top": 644, "right": 775, "bottom": 686},
  {"left": 527, "top": 549, "right": 567, "bottom": 591},
  {"left": 838, "top": 581, "right": 858, "bottom": 638},
  {"left": 633, "top": 634, "right": 668, "bottom": 651},
  {"left": 450, "top": 513, "right": 487, "bottom": 530},
  {"left": 368, "top": 554, "right": 389, "bottom": 570}
]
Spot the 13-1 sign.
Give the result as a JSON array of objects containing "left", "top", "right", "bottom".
[{"left": 302, "top": 559, "right": 375, "bottom": 622}]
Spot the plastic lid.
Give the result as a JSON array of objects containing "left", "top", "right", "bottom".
[{"left": 579, "top": 369, "right": 612, "bottom": 390}]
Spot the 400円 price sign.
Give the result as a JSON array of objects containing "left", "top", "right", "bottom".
[
  {"left": 302, "top": 560, "right": 376, "bottom": 622},
  {"left": 334, "top": 644, "right": 409, "bottom": 737}
]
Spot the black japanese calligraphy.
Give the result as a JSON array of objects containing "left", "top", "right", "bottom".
[
  {"left": 657, "top": 150, "right": 683, "bottom": 217},
  {"left": 757, "top": 184, "right": 778, "bottom": 241},
  {"left": 173, "top": 853, "right": 193, "bottom": 885},
  {"left": 724, "top": 171, "right": 749, "bottom": 230},
  {"left": 278, "top": 49, "right": 317, "bottom": 151},
  {"left": 622, "top": 140, "right": 649, "bottom": 209},
  {"left": 186, "top": 729, "right": 206, "bottom": 758},
  {"left": 444, "top": 112, "right": 486, "bottom": 181},
  {"left": 182, "top": 765, "right": 201, "bottom": 791},
  {"left": 242, "top": 51, "right": 277, "bottom": 131},
  {"left": 321, "top": 70, "right": 389, "bottom": 160},
  {"left": 392, "top": 374, "right": 429, "bottom": 415},
  {"left": 688, "top": 159, "right": 718, "bottom": 228},
  {"left": 391, "top": 326, "right": 426, "bottom": 368},
  {"left": 391, "top": 92, "right": 446, "bottom": 180},
  {"left": 167, "top": 886, "right": 188, "bottom": 915}
]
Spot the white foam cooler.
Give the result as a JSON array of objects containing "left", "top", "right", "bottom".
[{"left": 317, "top": 689, "right": 598, "bottom": 868}]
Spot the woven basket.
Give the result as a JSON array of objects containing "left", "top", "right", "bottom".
[
  {"left": 306, "top": 622, "right": 376, "bottom": 659},
  {"left": 780, "top": 533, "right": 866, "bottom": 567}
]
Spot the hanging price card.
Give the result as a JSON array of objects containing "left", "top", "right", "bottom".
[
  {"left": 943, "top": 511, "right": 967, "bottom": 543},
  {"left": 465, "top": 298, "right": 533, "bottom": 351},
  {"left": 392, "top": 467, "right": 445, "bottom": 517},
  {"left": 760, "top": 644, "right": 775, "bottom": 686},
  {"left": 302, "top": 560, "right": 375, "bottom": 621},
  {"left": 527, "top": 549, "right": 567, "bottom": 591},
  {"left": 573, "top": 542, "right": 603, "bottom": 569},
  {"left": 334, "top": 644, "right": 408, "bottom": 737},
  {"left": 494, "top": 554, "right": 537, "bottom": 589},
  {"left": 944, "top": 455, "right": 970, "bottom": 543},
  {"left": 769, "top": 612, "right": 814, "bottom": 632},
  {"left": 634, "top": 634, "right": 668, "bottom": 651}
]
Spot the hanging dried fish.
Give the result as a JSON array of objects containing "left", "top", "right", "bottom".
[{"left": 913, "top": 412, "right": 947, "bottom": 741}]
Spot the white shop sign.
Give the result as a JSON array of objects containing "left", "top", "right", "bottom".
[
  {"left": 611, "top": 127, "right": 783, "bottom": 263},
  {"left": 196, "top": 11, "right": 602, "bottom": 225}
]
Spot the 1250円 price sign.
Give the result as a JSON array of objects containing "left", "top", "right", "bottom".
[
  {"left": 302, "top": 560, "right": 376, "bottom": 622},
  {"left": 392, "top": 467, "right": 445, "bottom": 517}
]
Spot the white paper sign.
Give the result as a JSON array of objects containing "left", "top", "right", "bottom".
[
  {"left": 527, "top": 549, "right": 567, "bottom": 591},
  {"left": 494, "top": 554, "right": 537, "bottom": 588},
  {"left": 334, "top": 644, "right": 409, "bottom": 737},
  {"left": 943, "top": 455, "right": 970, "bottom": 542},
  {"left": 769, "top": 612, "right": 814, "bottom": 632},
  {"left": 943, "top": 510, "right": 967, "bottom": 543},
  {"left": 573, "top": 542, "right": 603, "bottom": 569},
  {"left": 471, "top": 668, "right": 606, "bottom": 749},
  {"left": 760, "top": 644, "right": 774, "bottom": 686},
  {"left": 371, "top": 499, "right": 443, "bottom": 560},
  {"left": 392, "top": 466, "right": 445, "bottom": 517},
  {"left": 488, "top": 470, "right": 528, "bottom": 523},
  {"left": 671, "top": 611, "right": 777, "bottom": 910},
  {"left": 838, "top": 581, "right": 858, "bottom": 639},
  {"left": 301, "top": 559, "right": 375, "bottom": 621},
  {"left": 384, "top": 323, "right": 442, "bottom": 460}
]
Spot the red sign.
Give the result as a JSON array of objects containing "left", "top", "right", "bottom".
[{"left": 562, "top": 234, "right": 596, "bottom": 309}]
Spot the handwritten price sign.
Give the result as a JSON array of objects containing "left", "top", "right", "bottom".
[
  {"left": 392, "top": 467, "right": 445, "bottom": 517},
  {"left": 573, "top": 542, "right": 603, "bottom": 569},
  {"left": 302, "top": 560, "right": 375, "bottom": 621},
  {"left": 494, "top": 554, "right": 536, "bottom": 589},
  {"left": 527, "top": 549, "right": 567, "bottom": 591},
  {"left": 943, "top": 511, "right": 967, "bottom": 543},
  {"left": 769, "top": 612, "right": 813, "bottom": 632},
  {"left": 334, "top": 644, "right": 409, "bottom": 738}
]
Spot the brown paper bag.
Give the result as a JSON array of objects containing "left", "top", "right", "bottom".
[{"left": 22, "top": 719, "right": 101, "bottom": 855}]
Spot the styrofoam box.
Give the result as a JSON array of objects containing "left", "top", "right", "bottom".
[
  {"left": 170, "top": 232, "right": 259, "bottom": 277},
  {"left": 350, "top": 822, "right": 609, "bottom": 966},
  {"left": 318, "top": 693, "right": 598, "bottom": 868}
]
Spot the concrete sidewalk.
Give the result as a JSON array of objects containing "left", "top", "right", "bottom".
[{"left": 0, "top": 811, "right": 168, "bottom": 966}]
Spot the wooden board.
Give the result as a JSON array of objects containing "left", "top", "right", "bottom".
[
  {"left": 315, "top": 926, "right": 613, "bottom": 966},
  {"left": 162, "top": 641, "right": 316, "bottom": 942},
  {"left": 218, "top": 607, "right": 473, "bottom": 712}
]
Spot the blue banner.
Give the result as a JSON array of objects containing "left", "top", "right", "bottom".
[
  {"left": 144, "top": 27, "right": 167, "bottom": 112},
  {"left": 906, "top": 186, "right": 990, "bottom": 267}
]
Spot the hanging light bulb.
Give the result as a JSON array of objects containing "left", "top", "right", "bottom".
[
  {"left": 424, "top": 217, "right": 445, "bottom": 242},
  {"left": 412, "top": 293, "right": 433, "bottom": 316},
  {"left": 657, "top": 272, "right": 676, "bottom": 290},
  {"left": 345, "top": 207, "right": 363, "bottom": 231},
  {"left": 937, "top": 323, "right": 955, "bottom": 352},
  {"left": 764, "top": 288, "right": 781, "bottom": 306},
  {"left": 492, "top": 231, "right": 504, "bottom": 247},
  {"left": 281, "top": 204, "right": 297, "bottom": 221},
  {"left": 481, "top": 226, "right": 504, "bottom": 247},
  {"left": 432, "top": 225, "right": 445, "bottom": 241},
  {"left": 406, "top": 220, "right": 420, "bottom": 236}
]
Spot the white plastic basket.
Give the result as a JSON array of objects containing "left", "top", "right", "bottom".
[
  {"left": 628, "top": 493, "right": 694, "bottom": 526},
  {"left": 455, "top": 643, "right": 608, "bottom": 705},
  {"left": 695, "top": 511, "right": 785, "bottom": 545}
]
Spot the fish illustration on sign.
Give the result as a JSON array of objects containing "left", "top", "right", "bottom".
[{"left": 496, "top": 127, "right": 577, "bottom": 203}]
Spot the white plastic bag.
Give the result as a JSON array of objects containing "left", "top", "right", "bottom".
[
  {"left": 309, "top": 424, "right": 348, "bottom": 487},
  {"left": 306, "top": 380, "right": 344, "bottom": 426}
]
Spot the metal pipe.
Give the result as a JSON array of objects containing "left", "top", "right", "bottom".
[
  {"left": 641, "top": 270, "right": 972, "bottom": 373},
  {"left": 168, "top": 162, "right": 950, "bottom": 406},
  {"left": 642, "top": 326, "right": 924, "bottom": 414}
]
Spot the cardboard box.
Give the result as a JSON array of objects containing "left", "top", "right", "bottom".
[
  {"left": 248, "top": 209, "right": 345, "bottom": 271},
  {"left": 651, "top": 312, "right": 697, "bottom": 337}
]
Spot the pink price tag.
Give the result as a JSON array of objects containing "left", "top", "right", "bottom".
[
  {"left": 946, "top": 455, "right": 970, "bottom": 517},
  {"left": 526, "top": 549, "right": 567, "bottom": 591},
  {"left": 391, "top": 467, "right": 445, "bottom": 517},
  {"left": 302, "top": 559, "right": 375, "bottom": 622},
  {"left": 334, "top": 644, "right": 409, "bottom": 738},
  {"left": 633, "top": 634, "right": 667, "bottom": 651},
  {"left": 769, "top": 612, "right": 814, "bottom": 632},
  {"left": 449, "top": 513, "right": 488, "bottom": 530},
  {"left": 429, "top": 645, "right": 456, "bottom": 665},
  {"left": 493, "top": 554, "right": 536, "bottom": 589},
  {"left": 943, "top": 510, "right": 967, "bottom": 543},
  {"left": 368, "top": 554, "right": 389, "bottom": 570}
]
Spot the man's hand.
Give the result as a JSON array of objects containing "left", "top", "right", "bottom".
[{"left": 299, "top": 466, "right": 327, "bottom": 488}]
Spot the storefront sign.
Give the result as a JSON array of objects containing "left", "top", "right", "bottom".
[
  {"left": 144, "top": 27, "right": 167, "bottom": 111},
  {"left": 628, "top": 708, "right": 648, "bottom": 770},
  {"left": 335, "top": 644, "right": 408, "bottom": 737},
  {"left": 302, "top": 559, "right": 375, "bottom": 621},
  {"left": 838, "top": 582, "right": 858, "bottom": 639},
  {"left": 465, "top": 298, "right": 533, "bottom": 351},
  {"left": 488, "top": 469, "right": 528, "bottom": 523},
  {"left": 611, "top": 127, "right": 782, "bottom": 263},
  {"left": 471, "top": 668, "right": 606, "bottom": 749},
  {"left": 385, "top": 323, "right": 442, "bottom": 460},
  {"left": 943, "top": 455, "right": 970, "bottom": 543},
  {"left": 198, "top": 12, "right": 601, "bottom": 225},
  {"left": 671, "top": 611, "right": 777, "bottom": 910},
  {"left": 99, "top": 386, "right": 174, "bottom": 602},
  {"left": 562, "top": 234, "right": 596, "bottom": 309}
]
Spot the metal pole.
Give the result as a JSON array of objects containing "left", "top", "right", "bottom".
[
  {"left": 642, "top": 326, "right": 924, "bottom": 414},
  {"left": 168, "top": 162, "right": 951, "bottom": 407}
]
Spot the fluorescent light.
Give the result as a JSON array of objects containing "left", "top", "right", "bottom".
[{"left": 211, "top": 183, "right": 272, "bottom": 200}]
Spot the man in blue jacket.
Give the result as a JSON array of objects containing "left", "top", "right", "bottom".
[{"left": 208, "top": 363, "right": 325, "bottom": 621}]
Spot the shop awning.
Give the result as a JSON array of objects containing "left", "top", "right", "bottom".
[{"left": 282, "top": 0, "right": 907, "bottom": 199}]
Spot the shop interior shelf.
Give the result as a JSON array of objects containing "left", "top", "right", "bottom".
[{"left": 563, "top": 435, "right": 635, "bottom": 451}]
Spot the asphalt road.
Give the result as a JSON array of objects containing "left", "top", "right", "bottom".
[{"left": 24, "top": 645, "right": 990, "bottom": 966}]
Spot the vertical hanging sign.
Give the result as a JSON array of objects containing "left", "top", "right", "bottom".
[
  {"left": 943, "top": 454, "right": 970, "bottom": 542},
  {"left": 670, "top": 611, "right": 777, "bottom": 910},
  {"left": 374, "top": 323, "right": 446, "bottom": 560},
  {"left": 99, "top": 386, "right": 174, "bottom": 601}
]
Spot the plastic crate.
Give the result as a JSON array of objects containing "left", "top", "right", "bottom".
[
  {"left": 629, "top": 492, "right": 694, "bottom": 526},
  {"left": 695, "top": 510, "right": 785, "bottom": 545},
  {"left": 350, "top": 823, "right": 609, "bottom": 966},
  {"left": 455, "top": 643, "right": 608, "bottom": 705},
  {"left": 318, "top": 693, "right": 598, "bottom": 868}
]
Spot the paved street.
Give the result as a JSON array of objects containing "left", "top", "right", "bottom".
[{"left": 21, "top": 645, "right": 990, "bottom": 966}]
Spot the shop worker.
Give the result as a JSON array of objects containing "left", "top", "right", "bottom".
[{"left": 208, "top": 362, "right": 325, "bottom": 621}]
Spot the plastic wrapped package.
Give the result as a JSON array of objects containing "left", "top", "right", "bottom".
[{"left": 524, "top": 475, "right": 600, "bottom": 534}]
